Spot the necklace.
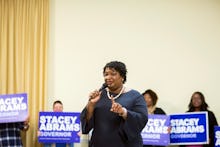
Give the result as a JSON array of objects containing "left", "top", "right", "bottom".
[{"left": 107, "top": 86, "right": 125, "bottom": 100}]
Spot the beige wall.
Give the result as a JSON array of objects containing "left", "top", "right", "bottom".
[{"left": 48, "top": 0, "right": 220, "bottom": 146}]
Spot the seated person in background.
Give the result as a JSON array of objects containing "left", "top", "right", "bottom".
[
  {"left": 43, "top": 100, "right": 74, "bottom": 147},
  {"left": 181, "top": 91, "right": 218, "bottom": 147},
  {"left": 142, "top": 89, "right": 166, "bottom": 147}
]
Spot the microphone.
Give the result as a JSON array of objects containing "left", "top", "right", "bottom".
[
  {"left": 89, "top": 83, "right": 108, "bottom": 101},
  {"left": 99, "top": 83, "right": 108, "bottom": 92}
]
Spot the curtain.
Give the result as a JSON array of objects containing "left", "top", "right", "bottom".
[{"left": 0, "top": 0, "right": 49, "bottom": 146}]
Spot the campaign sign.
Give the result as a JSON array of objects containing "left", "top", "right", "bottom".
[
  {"left": 214, "top": 126, "right": 220, "bottom": 147},
  {"left": 170, "top": 112, "right": 208, "bottom": 145},
  {"left": 0, "top": 93, "right": 28, "bottom": 123},
  {"left": 38, "top": 112, "right": 80, "bottom": 143},
  {"left": 141, "top": 114, "right": 170, "bottom": 146}
]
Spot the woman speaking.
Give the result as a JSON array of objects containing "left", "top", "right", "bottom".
[{"left": 80, "top": 61, "right": 148, "bottom": 147}]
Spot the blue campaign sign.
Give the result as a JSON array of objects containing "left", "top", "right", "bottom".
[
  {"left": 38, "top": 112, "right": 81, "bottom": 143},
  {"left": 141, "top": 114, "right": 170, "bottom": 146},
  {"left": 0, "top": 93, "right": 28, "bottom": 123},
  {"left": 214, "top": 126, "right": 220, "bottom": 147},
  {"left": 170, "top": 112, "right": 208, "bottom": 145}
]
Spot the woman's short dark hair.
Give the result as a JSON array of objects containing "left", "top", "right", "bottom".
[
  {"left": 188, "top": 91, "right": 209, "bottom": 111},
  {"left": 103, "top": 61, "right": 127, "bottom": 83},
  {"left": 142, "top": 89, "right": 158, "bottom": 106}
]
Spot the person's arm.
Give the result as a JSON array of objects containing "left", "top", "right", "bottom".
[
  {"left": 85, "top": 90, "right": 102, "bottom": 121},
  {"left": 85, "top": 101, "right": 96, "bottom": 121},
  {"left": 22, "top": 115, "right": 30, "bottom": 131},
  {"left": 118, "top": 93, "right": 148, "bottom": 141},
  {"left": 80, "top": 90, "right": 101, "bottom": 134},
  {"left": 23, "top": 122, "right": 30, "bottom": 131},
  {"left": 208, "top": 111, "right": 218, "bottom": 146}
]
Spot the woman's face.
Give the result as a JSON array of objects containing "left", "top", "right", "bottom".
[
  {"left": 191, "top": 93, "right": 202, "bottom": 108},
  {"left": 144, "top": 93, "right": 153, "bottom": 107},
  {"left": 53, "top": 103, "right": 63, "bottom": 112},
  {"left": 104, "top": 67, "right": 124, "bottom": 90}
]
